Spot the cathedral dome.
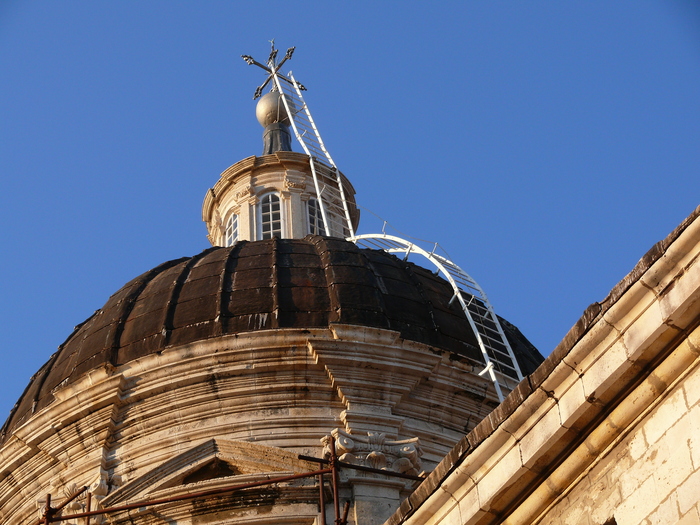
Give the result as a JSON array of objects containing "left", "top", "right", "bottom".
[
  {"left": 2, "top": 236, "right": 541, "bottom": 443},
  {"left": 0, "top": 46, "right": 545, "bottom": 525}
]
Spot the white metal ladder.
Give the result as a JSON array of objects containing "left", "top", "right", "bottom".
[
  {"left": 244, "top": 46, "right": 520, "bottom": 401},
  {"left": 271, "top": 71, "right": 355, "bottom": 239},
  {"left": 348, "top": 233, "right": 524, "bottom": 402}
]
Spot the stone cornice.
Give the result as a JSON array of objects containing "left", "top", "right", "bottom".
[{"left": 201, "top": 152, "right": 358, "bottom": 232}]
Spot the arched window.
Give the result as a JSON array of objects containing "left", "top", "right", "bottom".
[
  {"left": 224, "top": 213, "right": 239, "bottom": 247},
  {"left": 259, "top": 194, "right": 282, "bottom": 239},
  {"left": 307, "top": 198, "right": 326, "bottom": 236}
]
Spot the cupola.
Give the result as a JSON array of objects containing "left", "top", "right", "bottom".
[{"left": 203, "top": 44, "right": 359, "bottom": 246}]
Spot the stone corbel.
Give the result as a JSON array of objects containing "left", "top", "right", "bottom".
[{"left": 322, "top": 428, "right": 423, "bottom": 479}]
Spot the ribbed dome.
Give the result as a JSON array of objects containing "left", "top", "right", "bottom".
[{"left": 2, "top": 236, "right": 541, "bottom": 441}]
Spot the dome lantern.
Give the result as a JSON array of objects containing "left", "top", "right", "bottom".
[{"left": 203, "top": 43, "right": 358, "bottom": 246}]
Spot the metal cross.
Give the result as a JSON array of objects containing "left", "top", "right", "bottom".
[{"left": 241, "top": 41, "right": 307, "bottom": 99}]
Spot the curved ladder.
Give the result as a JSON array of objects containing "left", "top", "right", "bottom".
[{"left": 348, "top": 233, "right": 523, "bottom": 402}]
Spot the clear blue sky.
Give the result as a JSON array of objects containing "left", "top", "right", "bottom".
[{"left": 1, "top": 2, "right": 699, "bottom": 421}]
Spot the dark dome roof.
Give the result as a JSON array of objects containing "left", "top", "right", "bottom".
[{"left": 2, "top": 236, "right": 542, "bottom": 440}]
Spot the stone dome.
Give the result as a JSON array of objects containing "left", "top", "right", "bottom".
[{"left": 2, "top": 236, "right": 542, "bottom": 442}]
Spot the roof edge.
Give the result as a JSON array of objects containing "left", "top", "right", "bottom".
[{"left": 387, "top": 203, "right": 700, "bottom": 525}]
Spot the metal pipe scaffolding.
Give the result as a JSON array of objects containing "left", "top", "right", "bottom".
[{"left": 34, "top": 436, "right": 424, "bottom": 525}]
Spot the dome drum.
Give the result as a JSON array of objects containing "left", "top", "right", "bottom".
[{"left": 202, "top": 152, "right": 359, "bottom": 245}]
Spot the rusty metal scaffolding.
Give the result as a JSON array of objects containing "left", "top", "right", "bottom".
[{"left": 35, "top": 436, "right": 424, "bottom": 525}]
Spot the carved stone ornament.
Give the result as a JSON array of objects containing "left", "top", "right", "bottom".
[
  {"left": 235, "top": 184, "right": 254, "bottom": 201},
  {"left": 213, "top": 209, "right": 223, "bottom": 234},
  {"left": 36, "top": 482, "right": 85, "bottom": 524},
  {"left": 36, "top": 469, "right": 122, "bottom": 525},
  {"left": 284, "top": 177, "right": 306, "bottom": 191},
  {"left": 321, "top": 428, "right": 422, "bottom": 479}
]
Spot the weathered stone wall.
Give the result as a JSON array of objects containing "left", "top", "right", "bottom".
[
  {"left": 542, "top": 357, "right": 700, "bottom": 525},
  {"left": 0, "top": 326, "right": 502, "bottom": 525},
  {"left": 386, "top": 206, "right": 700, "bottom": 525}
]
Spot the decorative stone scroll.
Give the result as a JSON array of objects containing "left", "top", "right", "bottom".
[
  {"left": 235, "top": 184, "right": 254, "bottom": 201},
  {"left": 36, "top": 469, "right": 122, "bottom": 525},
  {"left": 322, "top": 429, "right": 422, "bottom": 478},
  {"left": 284, "top": 175, "right": 306, "bottom": 191}
]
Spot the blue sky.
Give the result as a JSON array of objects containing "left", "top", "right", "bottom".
[{"left": 1, "top": 2, "right": 699, "bottom": 421}]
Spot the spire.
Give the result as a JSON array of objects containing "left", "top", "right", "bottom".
[{"left": 243, "top": 41, "right": 300, "bottom": 155}]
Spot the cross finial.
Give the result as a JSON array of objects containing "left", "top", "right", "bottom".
[{"left": 241, "top": 42, "right": 306, "bottom": 100}]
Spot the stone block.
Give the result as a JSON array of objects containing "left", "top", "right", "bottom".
[
  {"left": 352, "top": 482, "right": 402, "bottom": 500},
  {"left": 643, "top": 216, "right": 700, "bottom": 293},
  {"left": 657, "top": 260, "right": 700, "bottom": 329},
  {"left": 642, "top": 383, "right": 689, "bottom": 446},
  {"left": 518, "top": 404, "right": 568, "bottom": 470},
  {"left": 588, "top": 446, "right": 630, "bottom": 488},
  {"left": 587, "top": 477, "right": 623, "bottom": 525},
  {"left": 677, "top": 510, "right": 700, "bottom": 525},
  {"left": 354, "top": 497, "right": 401, "bottom": 525},
  {"left": 560, "top": 315, "right": 615, "bottom": 376},
  {"left": 677, "top": 468, "right": 700, "bottom": 516},
  {"left": 683, "top": 364, "right": 700, "bottom": 408},
  {"left": 687, "top": 404, "right": 700, "bottom": 469},
  {"left": 545, "top": 496, "right": 592, "bottom": 525},
  {"left": 465, "top": 422, "right": 507, "bottom": 466},
  {"left": 455, "top": 482, "right": 483, "bottom": 524},
  {"left": 557, "top": 375, "right": 589, "bottom": 430},
  {"left": 488, "top": 378, "right": 533, "bottom": 434},
  {"left": 616, "top": 475, "right": 659, "bottom": 525},
  {"left": 579, "top": 340, "right": 630, "bottom": 402},
  {"left": 414, "top": 486, "right": 460, "bottom": 525},
  {"left": 626, "top": 422, "right": 693, "bottom": 503},
  {"left": 644, "top": 492, "right": 680, "bottom": 525},
  {"left": 623, "top": 300, "right": 681, "bottom": 365},
  {"left": 627, "top": 427, "right": 649, "bottom": 462},
  {"left": 618, "top": 459, "right": 654, "bottom": 503},
  {"left": 472, "top": 444, "right": 525, "bottom": 510},
  {"left": 602, "top": 279, "right": 656, "bottom": 334},
  {"left": 535, "top": 357, "right": 579, "bottom": 402},
  {"left": 498, "top": 388, "right": 553, "bottom": 441}
]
